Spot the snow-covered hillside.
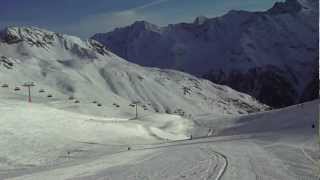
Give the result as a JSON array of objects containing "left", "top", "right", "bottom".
[
  {"left": 0, "top": 26, "right": 268, "bottom": 117},
  {"left": 0, "top": 97, "right": 192, "bottom": 171},
  {"left": 92, "top": 0, "right": 319, "bottom": 108}
]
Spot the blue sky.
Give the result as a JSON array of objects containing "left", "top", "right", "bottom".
[{"left": 0, "top": 0, "right": 280, "bottom": 38}]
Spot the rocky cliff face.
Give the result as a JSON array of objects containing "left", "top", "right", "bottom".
[{"left": 92, "top": 0, "right": 319, "bottom": 108}]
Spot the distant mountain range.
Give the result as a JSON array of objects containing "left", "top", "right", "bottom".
[{"left": 92, "top": 0, "right": 319, "bottom": 108}]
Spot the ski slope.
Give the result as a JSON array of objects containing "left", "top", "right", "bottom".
[
  {"left": 1, "top": 97, "right": 318, "bottom": 179},
  {"left": 0, "top": 25, "right": 317, "bottom": 180},
  {"left": 0, "top": 96, "right": 192, "bottom": 173}
]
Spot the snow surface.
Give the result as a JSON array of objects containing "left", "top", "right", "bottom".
[
  {"left": 0, "top": 95, "right": 318, "bottom": 180},
  {"left": 0, "top": 95, "right": 191, "bottom": 172}
]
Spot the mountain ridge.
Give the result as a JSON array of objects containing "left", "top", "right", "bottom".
[{"left": 92, "top": 0, "right": 319, "bottom": 108}]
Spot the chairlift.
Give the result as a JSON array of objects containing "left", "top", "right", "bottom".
[
  {"left": 1, "top": 84, "right": 8, "bottom": 88},
  {"left": 68, "top": 96, "right": 75, "bottom": 100}
]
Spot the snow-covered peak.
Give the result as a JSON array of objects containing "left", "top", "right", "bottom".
[
  {"left": 130, "top": 20, "right": 162, "bottom": 33},
  {"left": 0, "top": 26, "right": 57, "bottom": 46},
  {"left": 193, "top": 16, "right": 209, "bottom": 25},
  {"left": 0, "top": 26, "right": 88, "bottom": 49},
  {"left": 0, "top": 26, "right": 111, "bottom": 59},
  {"left": 267, "top": 0, "right": 303, "bottom": 14}
]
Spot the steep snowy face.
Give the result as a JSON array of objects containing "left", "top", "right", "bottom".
[
  {"left": 0, "top": 27, "right": 268, "bottom": 116},
  {"left": 0, "top": 26, "right": 110, "bottom": 59},
  {"left": 193, "top": 16, "right": 209, "bottom": 25},
  {"left": 92, "top": 0, "right": 318, "bottom": 108}
]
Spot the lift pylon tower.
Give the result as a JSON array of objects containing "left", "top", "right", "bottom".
[
  {"left": 23, "top": 82, "right": 35, "bottom": 103},
  {"left": 132, "top": 101, "right": 141, "bottom": 119}
]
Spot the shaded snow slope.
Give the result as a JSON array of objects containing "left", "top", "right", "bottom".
[
  {"left": 193, "top": 99, "right": 319, "bottom": 138},
  {"left": 0, "top": 26, "right": 268, "bottom": 117},
  {"left": 93, "top": 0, "right": 318, "bottom": 108}
]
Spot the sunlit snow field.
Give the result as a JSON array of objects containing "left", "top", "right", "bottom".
[{"left": 0, "top": 87, "right": 318, "bottom": 180}]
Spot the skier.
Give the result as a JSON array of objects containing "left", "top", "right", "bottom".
[
  {"left": 128, "top": 147, "right": 131, "bottom": 151},
  {"left": 190, "top": 135, "right": 193, "bottom": 140}
]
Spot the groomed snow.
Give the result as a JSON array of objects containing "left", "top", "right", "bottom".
[
  {"left": 0, "top": 95, "right": 195, "bottom": 169},
  {"left": 1, "top": 96, "right": 318, "bottom": 179}
]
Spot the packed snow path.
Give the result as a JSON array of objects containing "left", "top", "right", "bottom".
[
  {"left": 1, "top": 137, "right": 230, "bottom": 180},
  {"left": 3, "top": 130, "right": 318, "bottom": 180}
]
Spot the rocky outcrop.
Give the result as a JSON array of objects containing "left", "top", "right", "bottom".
[{"left": 203, "top": 66, "right": 300, "bottom": 108}]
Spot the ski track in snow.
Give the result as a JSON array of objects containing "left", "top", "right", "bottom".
[
  {"left": 1, "top": 129, "right": 319, "bottom": 180},
  {"left": 4, "top": 130, "right": 314, "bottom": 180},
  {"left": 2, "top": 134, "right": 235, "bottom": 180}
]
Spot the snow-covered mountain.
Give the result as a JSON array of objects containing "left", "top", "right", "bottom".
[
  {"left": 92, "top": 0, "right": 319, "bottom": 108},
  {"left": 0, "top": 26, "right": 268, "bottom": 117}
]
